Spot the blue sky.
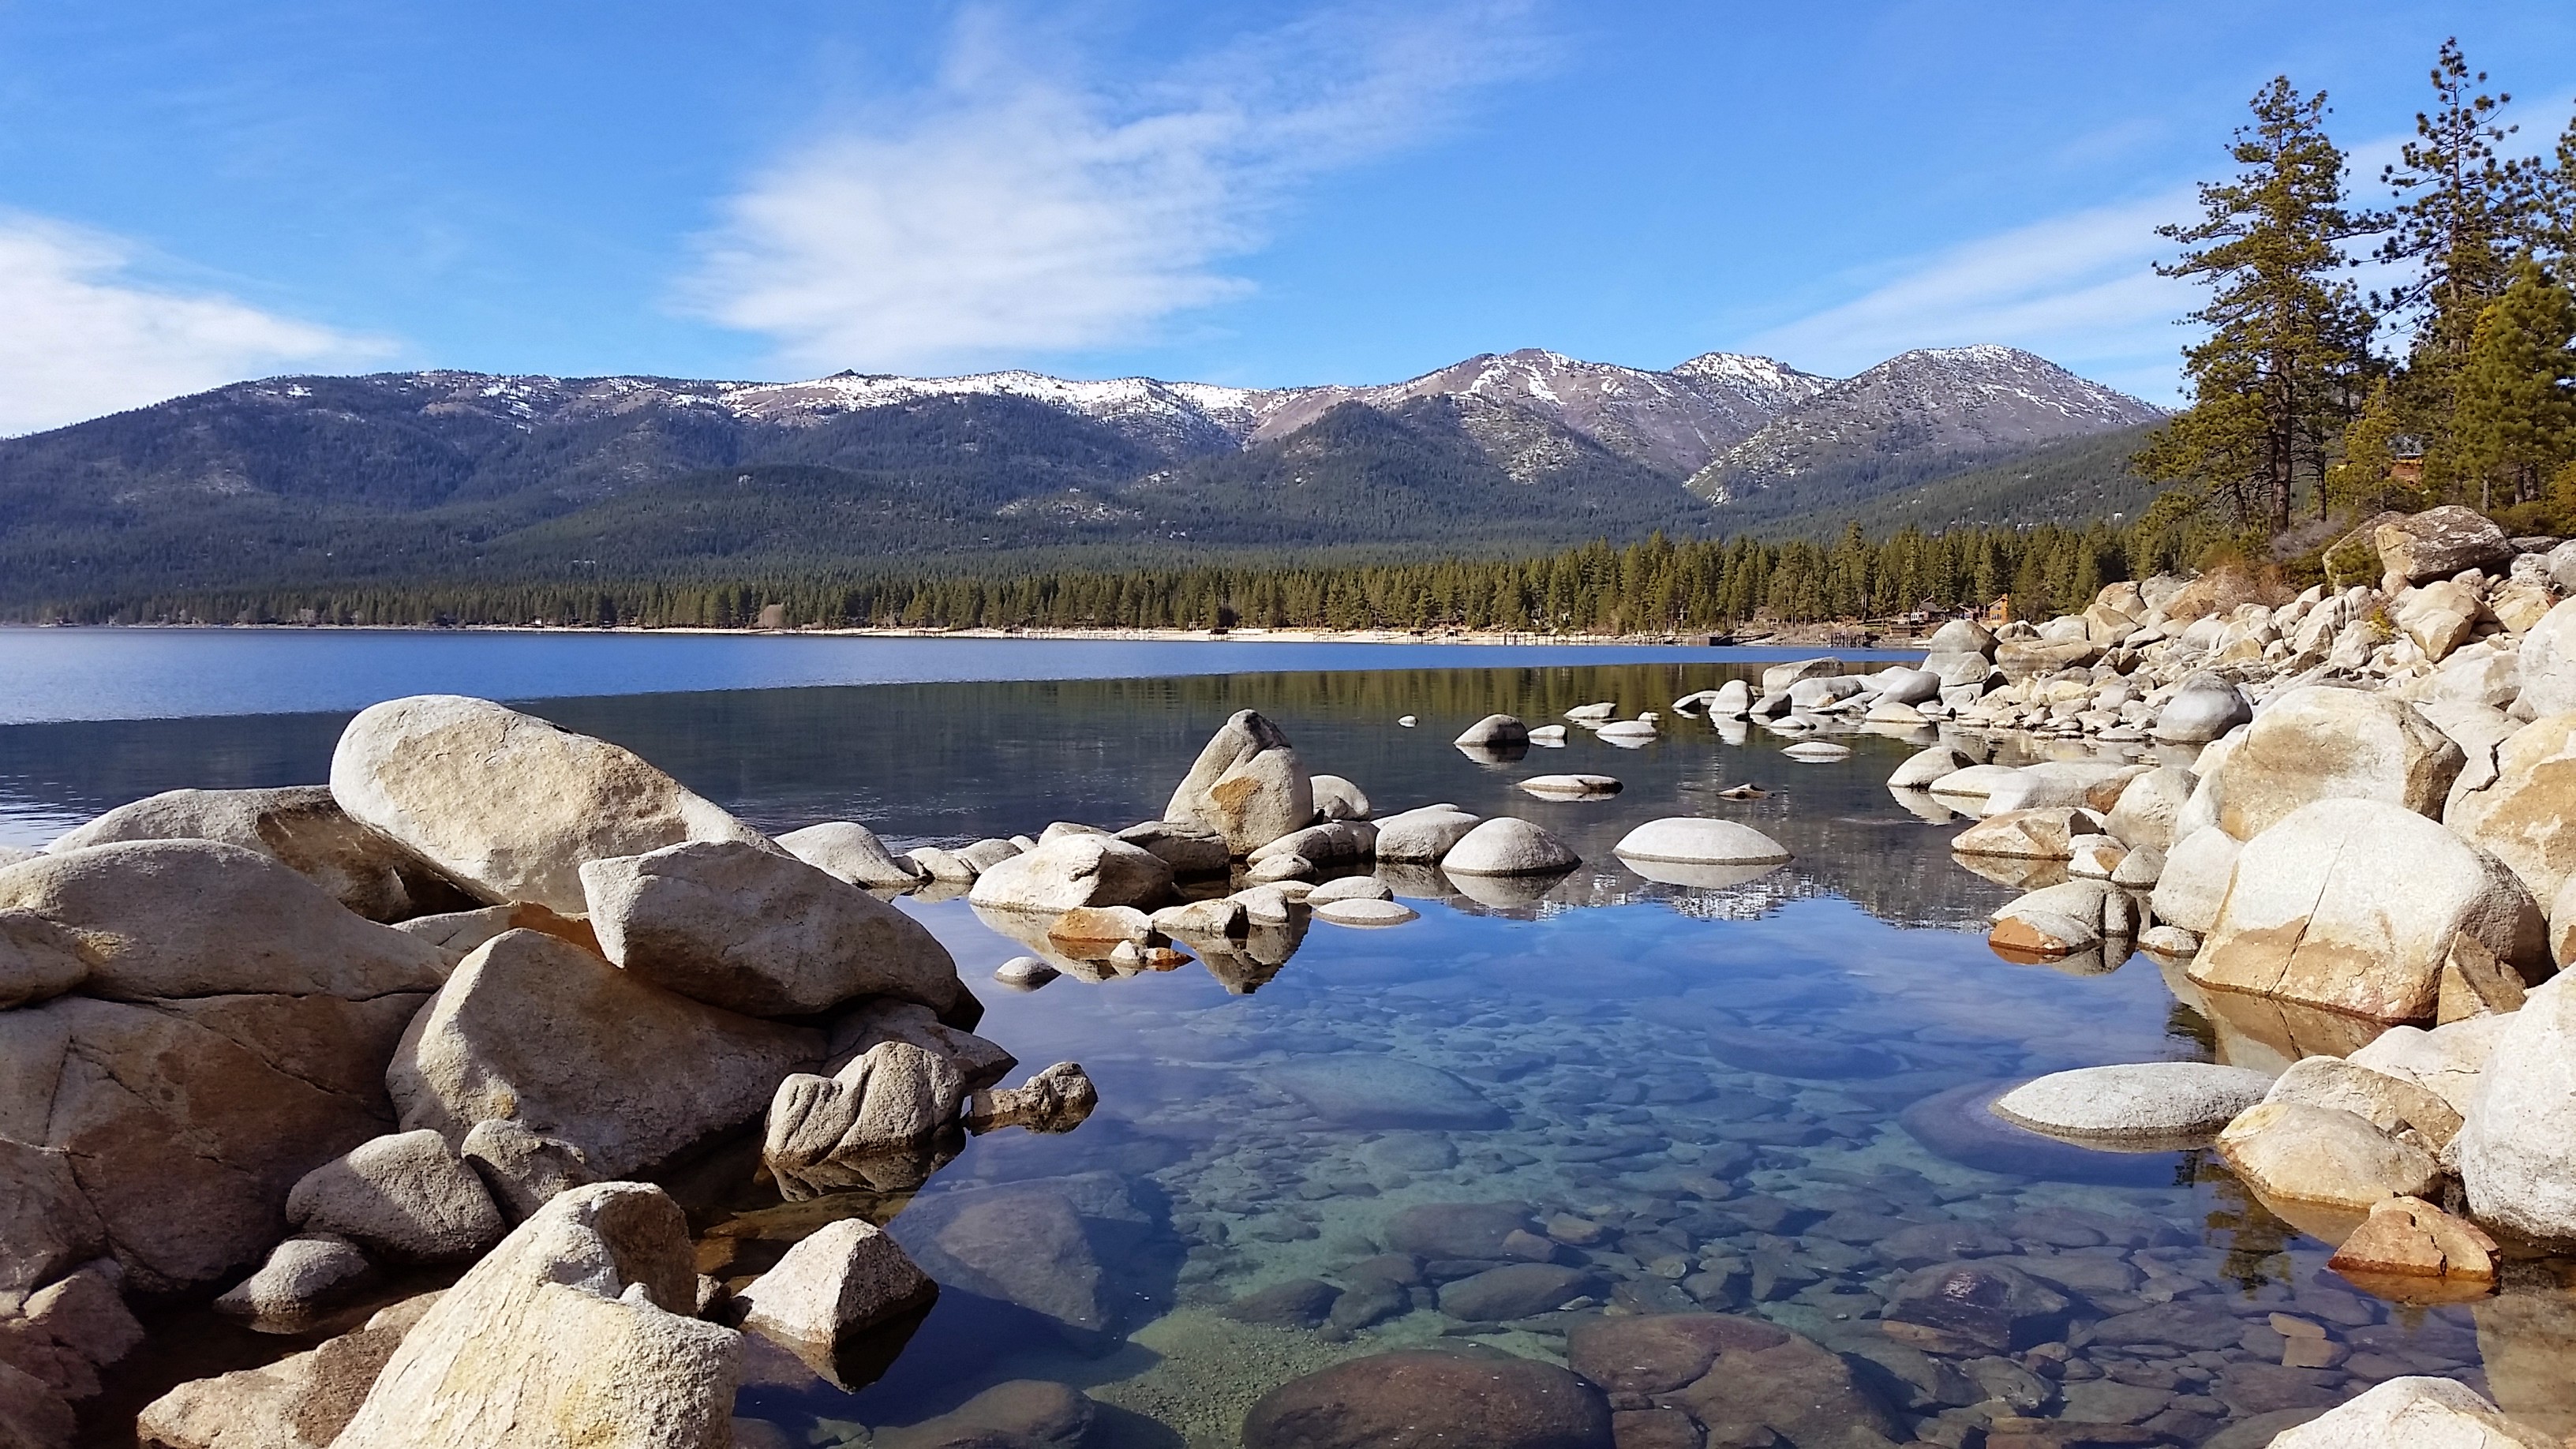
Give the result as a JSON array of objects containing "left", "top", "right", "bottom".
[{"left": 2, "top": 2, "right": 2571, "bottom": 433}]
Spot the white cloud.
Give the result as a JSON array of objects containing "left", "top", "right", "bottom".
[
  {"left": 0, "top": 215, "right": 391, "bottom": 436},
  {"left": 1743, "top": 125, "right": 2445, "bottom": 405},
  {"left": 681, "top": 3, "right": 1541, "bottom": 375},
  {"left": 1743, "top": 192, "right": 2200, "bottom": 401}
]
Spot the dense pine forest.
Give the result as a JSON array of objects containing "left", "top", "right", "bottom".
[{"left": 13, "top": 522, "right": 2155, "bottom": 632}]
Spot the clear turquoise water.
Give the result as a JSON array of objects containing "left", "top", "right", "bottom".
[{"left": 6, "top": 639, "right": 2555, "bottom": 1449}]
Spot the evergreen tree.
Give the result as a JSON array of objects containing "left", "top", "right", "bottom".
[
  {"left": 2447, "top": 258, "right": 2576, "bottom": 507},
  {"left": 2324, "top": 379, "right": 2418, "bottom": 515},
  {"left": 2137, "top": 77, "right": 2375, "bottom": 535},
  {"left": 2373, "top": 39, "right": 2538, "bottom": 425}
]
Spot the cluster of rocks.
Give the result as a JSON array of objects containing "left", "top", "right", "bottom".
[
  {"left": 1882, "top": 507, "right": 2576, "bottom": 1444},
  {"left": 0, "top": 693, "right": 1097, "bottom": 1449},
  {"left": 831, "top": 707, "right": 1799, "bottom": 991}
]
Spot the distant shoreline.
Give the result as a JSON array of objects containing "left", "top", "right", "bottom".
[{"left": 0, "top": 621, "right": 1936, "bottom": 649}]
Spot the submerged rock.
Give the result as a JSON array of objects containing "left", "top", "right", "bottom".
[
  {"left": 1270, "top": 1055, "right": 1507, "bottom": 1129},
  {"left": 1242, "top": 1350, "right": 1612, "bottom": 1449},
  {"left": 1565, "top": 1314, "right": 1900, "bottom": 1449},
  {"left": 964, "top": 1061, "right": 1099, "bottom": 1136},
  {"left": 138, "top": 1291, "right": 440, "bottom": 1449},
  {"left": 329, "top": 693, "right": 774, "bottom": 913}
]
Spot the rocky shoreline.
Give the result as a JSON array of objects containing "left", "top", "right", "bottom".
[
  {"left": 9, "top": 502, "right": 2576, "bottom": 1448},
  {"left": 1817, "top": 504, "right": 2576, "bottom": 1446}
]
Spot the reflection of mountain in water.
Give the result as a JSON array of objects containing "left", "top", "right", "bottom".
[{"left": 0, "top": 657, "right": 2010, "bottom": 934}]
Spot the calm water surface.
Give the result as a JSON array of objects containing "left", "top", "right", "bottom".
[{"left": 6, "top": 638, "right": 2565, "bottom": 1448}]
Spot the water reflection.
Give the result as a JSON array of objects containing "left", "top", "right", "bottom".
[{"left": 7, "top": 657, "right": 2563, "bottom": 1446}]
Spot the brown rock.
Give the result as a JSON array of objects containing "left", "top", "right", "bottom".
[
  {"left": 1242, "top": 1350, "right": 1612, "bottom": 1449},
  {"left": 136, "top": 1292, "right": 440, "bottom": 1449},
  {"left": 2328, "top": 1196, "right": 2496, "bottom": 1282},
  {"left": 1567, "top": 1313, "right": 1900, "bottom": 1449}
]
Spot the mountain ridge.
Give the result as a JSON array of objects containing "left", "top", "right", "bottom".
[{"left": 0, "top": 344, "right": 2162, "bottom": 606}]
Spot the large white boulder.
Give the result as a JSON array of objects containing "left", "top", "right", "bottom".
[
  {"left": 2149, "top": 826, "right": 2241, "bottom": 934},
  {"left": 331, "top": 1182, "right": 737, "bottom": 1449},
  {"left": 389, "top": 930, "right": 821, "bottom": 1202},
  {"left": 0, "top": 839, "right": 448, "bottom": 1002},
  {"left": 2269, "top": 1376, "right": 2557, "bottom": 1449},
  {"left": 2152, "top": 676, "right": 2252, "bottom": 743},
  {"left": 776, "top": 822, "right": 925, "bottom": 888},
  {"left": 2349, "top": 1013, "right": 2512, "bottom": 1119},
  {"left": 2103, "top": 766, "right": 2195, "bottom": 852},
  {"left": 1451, "top": 713, "right": 1529, "bottom": 748},
  {"left": 2206, "top": 687, "right": 2462, "bottom": 841},
  {"left": 2446, "top": 713, "right": 2576, "bottom": 906},
  {"left": 2518, "top": 597, "right": 2576, "bottom": 716},
  {"left": 2192, "top": 799, "right": 2545, "bottom": 1023},
  {"left": 582, "top": 841, "right": 963, "bottom": 1018},
  {"left": 1164, "top": 710, "right": 1313, "bottom": 856},
  {"left": 2458, "top": 971, "right": 2576, "bottom": 1244},
  {"left": 43, "top": 786, "right": 481, "bottom": 923},
  {"left": 2376, "top": 505, "right": 2514, "bottom": 584},
  {"left": 1949, "top": 807, "right": 2102, "bottom": 859},
  {"left": 762, "top": 1041, "right": 966, "bottom": 1189},
  {"left": 0, "top": 842, "right": 449, "bottom": 1292},
  {"left": 1440, "top": 818, "right": 1578, "bottom": 876},
  {"left": 2216, "top": 1100, "right": 2440, "bottom": 1211},
  {"left": 329, "top": 695, "right": 773, "bottom": 913},
  {"left": 1982, "top": 761, "right": 2148, "bottom": 814},
  {"left": 1888, "top": 744, "right": 1976, "bottom": 789}
]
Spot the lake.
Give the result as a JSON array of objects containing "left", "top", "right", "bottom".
[{"left": 5, "top": 632, "right": 2556, "bottom": 1449}]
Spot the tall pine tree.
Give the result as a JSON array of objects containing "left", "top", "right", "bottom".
[
  {"left": 2373, "top": 39, "right": 2537, "bottom": 432},
  {"left": 2137, "top": 77, "right": 2374, "bottom": 536}
]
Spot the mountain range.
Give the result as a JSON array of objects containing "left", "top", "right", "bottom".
[{"left": 0, "top": 344, "right": 2163, "bottom": 606}]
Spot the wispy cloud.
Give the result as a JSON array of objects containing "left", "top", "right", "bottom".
[
  {"left": 680, "top": 3, "right": 1544, "bottom": 376},
  {"left": 0, "top": 215, "right": 391, "bottom": 436},
  {"left": 1743, "top": 192, "right": 2199, "bottom": 401},
  {"left": 1743, "top": 125, "right": 2451, "bottom": 404}
]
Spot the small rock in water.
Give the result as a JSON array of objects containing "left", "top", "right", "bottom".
[
  {"left": 1526, "top": 724, "right": 1569, "bottom": 745},
  {"left": 1314, "top": 898, "right": 1418, "bottom": 927},
  {"left": 1311, "top": 774, "right": 1373, "bottom": 820},
  {"left": 732, "top": 1219, "right": 936, "bottom": 1387},
  {"left": 1223, "top": 1278, "right": 1343, "bottom": 1328},
  {"left": 1517, "top": 773, "right": 1623, "bottom": 799},
  {"left": 1780, "top": 741, "right": 1850, "bottom": 761},
  {"left": 1453, "top": 713, "right": 1530, "bottom": 748},
  {"left": 994, "top": 955, "right": 1059, "bottom": 989},
  {"left": 964, "top": 1062, "right": 1099, "bottom": 1135},
  {"left": 214, "top": 1234, "right": 378, "bottom": 1328},
  {"left": 1397, "top": 715, "right": 1417, "bottom": 727},
  {"left": 1307, "top": 875, "right": 1392, "bottom": 904},
  {"left": 1438, "top": 1263, "right": 1596, "bottom": 1321},
  {"left": 1441, "top": 818, "right": 1578, "bottom": 876},
  {"left": 2327, "top": 1195, "right": 2497, "bottom": 1285}
]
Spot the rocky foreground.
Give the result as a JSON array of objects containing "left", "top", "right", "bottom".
[
  {"left": 1788, "top": 504, "right": 2576, "bottom": 1447},
  {"left": 1, "top": 681, "right": 1803, "bottom": 1448}
]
